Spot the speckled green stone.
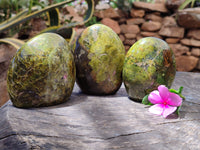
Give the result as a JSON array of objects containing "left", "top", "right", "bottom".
[
  {"left": 7, "top": 33, "right": 76, "bottom": 108},
  {"left": 123, "top": 37, "right": 176, "bottom": 101},
  {"left": 75, "top": 24, "right": 125, "bottom": 95}
]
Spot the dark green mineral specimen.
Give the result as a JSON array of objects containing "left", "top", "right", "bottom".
[
  {"left": 75, "top": 24, "right": 125, "bottom": 95},
  {"left": 7, "top": 33, "right": 76, "bottom": 108},
  {"left": 123, "top": 37, "right": 176, "bottom": 102}
]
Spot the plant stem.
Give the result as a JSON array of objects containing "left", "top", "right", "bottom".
[{"left": 29, "top": 0, "right": 33, "bottom": 14}]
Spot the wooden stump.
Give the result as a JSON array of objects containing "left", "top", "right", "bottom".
[{"left": 0, "top": 72, "right": 200, "bottom": 149}]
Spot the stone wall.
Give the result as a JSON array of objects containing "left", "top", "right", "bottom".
[
  {"left": 0, "top": 45, "right": 16, "bottom": 106},
  {"left": 95, "top": 1, "right": 200, "bottom": 72}
]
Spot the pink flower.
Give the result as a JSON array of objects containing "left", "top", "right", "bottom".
[{"left": 148, "top": 85, "right": 182, "bottom": 118}]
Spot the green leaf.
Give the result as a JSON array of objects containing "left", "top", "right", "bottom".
[
  {"left": 142, "top": 94, "right": 153, "bottom": 105},
  {"left": 177, "top": 86, "right": 183, "bottom": 94},
  {"left": 178, "top": 0, "right": 193, "bottom": 10},
  {"left": 176, "top": 105, "right": 182, "bottom": 116},
  {"left": 40, "top": 26, "right": 75, "bottom": 46},
  {"left": 191, "top": 0, "right": 196, "bottom": 8},
  {"left": 170, "top": 87, "right": 185, "bottom": 100},
  {"left": 15, "top": 0, "right": 94, "bottom": 31},
  {"left": 179, "top": 94, "right": 185, "bottom": 100},
  {"left": 0, "top": 38, "right": 25, "bottom": 49},
  {"left": 0, "top": 7, "right": 38, "bottom": 28},
  {"left": 0, "top": 0, "right": 95, "bottom": 51},
  {"left": 169, "top": 89, "right": 179, "bottom": 94},
  {"left": 0, "top": 0, "right": 75, "bottom": 32},
  {"left": 46, "top": 8, "right": 60, "bottom": 26}
]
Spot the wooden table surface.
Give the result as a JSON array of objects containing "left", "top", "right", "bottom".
[{"left": 0, "top": 72, "right": 200, "bottom": 150}]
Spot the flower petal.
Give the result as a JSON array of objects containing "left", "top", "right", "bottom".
[
  {"left": 167, "top": 93, "right": 182, "bottom": 106},
  {"left": 149, "top": 104, "right": 165, "bottom": 116},
  {"left": 148, "top": 90, "right": 163, "bottom": 104},
  {"left": 158, "top": 85, "right": 169, "bottom": 101},
  {"left": 162, "top": 105, "right": 177, "bottom": 118}
]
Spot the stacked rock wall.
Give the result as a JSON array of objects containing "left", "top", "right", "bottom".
[
  {"left": 95, "top": 1, "right": 200, "bottom": 72},
  {"left": 0, "top": 45, "right": 16, "bottom": 106}
]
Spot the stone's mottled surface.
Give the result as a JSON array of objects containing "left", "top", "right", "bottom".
[
  {"left": 119, "top": 34, "right": 125, "bottom": 42},
  {"left": 123, "top": 37, "right": 176, "bottom": 101},
  {"left": 162, "top": 16, "right": 177, "bottom": 27},
  {"left": 124, "top": 39, "right": 136, "bottom": 46},
  {"left": 94, "top": 7, "right": 120, "bottom": 19},
  {"left": 165, "top": 0, "right": 184, "bottom": 11},
  {"left": 191, "top": 48, "right": 200, "bottom": 57},
  {"left": 140, "top": 32, "right": 162, "bottom": 39},
  {"left": 124, "top": 33, "right": 136, "bottom": 39},
  {"left": 145, "top": 13, "right": 163, "bottom": 22},
  {"left": 126, "top": 18, "right": 145, "bottom": 25},
  {"left": 101, "top": 18, "right": 121, "bottom": 34},
  {"left": 120, "top": 24, "right": 140, "bottom": 34},
  {"left": 159, "top": 26, "right": 185, "bottom": 38},
  {"left": 181, "top": 38, "right": 200, "bottom": 47},
  {"left": 169, "top": 44, "right": 189, "bottom": 57},
  {"left": 141, "top": 21, "right": 162, "bottom": 32},
  {"left": 176, "top": 56, "right": 199, "bottom": 71},
  {"left": 177, "top": 8, "right": 200, "bottom": 28},
  {"left": 187, "top": 29, "right": 200, "bottom": 40},
  {"left": 130, "top": 9, "right": 145, "bottom": 18},
  {"left": 7, "top": 33, "right": 76, "bottom": 108},
  {"left": 75, "top": 24, "right": 125, "bottom": 95},
  {"left": 133, "top": 1, "right": 168, "bottom": 13},
  {"left": 141, "top": 31, "right": 157, "bottom": 37},
  {"left": 166, "top": 38, "right": 180, "bottom": 44}
]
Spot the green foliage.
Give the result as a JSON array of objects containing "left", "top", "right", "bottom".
[
  {"left": 0, "top": 38, "right": 25, "bottom": 49},
  {"left": 109, "top": 0, "right": 132, "bottom": 11},
  {"left": 53, "top": 0, "right": 66, "bottom": 3},
  {"left": 179, "top": 0, "right": 200, "bottom": 10},
  {"left": 109, "top": 0, "right": 155, "bottom": 11},
  {"left": 0, "top": 0, "right": 68, "bottom": 37},
  {"left": 0, "top": 0, "right": 48, "bottom": 22},
  {"left": 134, "top": 0, "right": 155, "bottom": 2},
  {"left": 169, "top": 86, "right": 185, "bottom": 100},
  {"left": 142, "top": 94, "right": 153, "bottom": 105},
  {"left": 0, "top": 0, "right": 94, "bottom": 49},
  {"left": 84, "top": 16, "right": 100, "bottom": 27},
  {"left": 131, "top": 0, "right": 155, "bottom": 2}
]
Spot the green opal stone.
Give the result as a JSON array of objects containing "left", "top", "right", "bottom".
[
  {"left": 123, "top": 37, "right": 176, "bottom": 102},
  {"left": 7, "top": 33, "right": 76, "bottom": 108},
  {"left": 75, "top": 24, "right": 125, "bottom": 95}
]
